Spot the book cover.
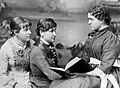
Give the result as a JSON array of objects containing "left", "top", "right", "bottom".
[{"left": 50, "top": 57, "right": 93, "bottom": 77}]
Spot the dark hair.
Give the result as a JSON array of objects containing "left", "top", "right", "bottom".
[
  {"left": 35, "top": 18, "right": 57, "bottom": 36},
  {"left": 88, "top": 5, "right": 111, "bottom": 25},
  {"left": 9, "top": 16, "right": 31, "bottom": 36}
]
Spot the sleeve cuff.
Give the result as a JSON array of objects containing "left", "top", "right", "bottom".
[
  {"left": 93, "top": 68, "right": 106, "bottom": 78},
  {"left": 86, "top": 68, "right": 106, "bottom": 78}
]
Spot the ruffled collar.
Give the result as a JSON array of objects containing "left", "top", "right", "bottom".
[{"left": 12, "top": 37, "right": 27, "bottom": 49}]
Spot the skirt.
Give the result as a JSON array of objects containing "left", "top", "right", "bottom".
[{"left": 49, "top": 67, "right": 120, "bottom": 88}]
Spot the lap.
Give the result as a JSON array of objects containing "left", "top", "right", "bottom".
[{"left": 49, "top": 75, "right": 100, "bottom": 88}]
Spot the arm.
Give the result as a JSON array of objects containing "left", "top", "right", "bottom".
[
  {"left": 99, "top": 35, "right": 120, "bottom": 74},
  {"left": 30, "top": 47, "right": 62, "bottom": 80},
  {"left": 86, "top": 34, "right": 120, "bottom": 77},
  {"left": 0, "top": 43, "right": 14, "bottom": 86}
]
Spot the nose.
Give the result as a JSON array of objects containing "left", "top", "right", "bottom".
[
  {"left": 28, "top": 29, "right": 31, "bottom": 35},
  {"left": 53, "top": 31, "right": 56, "bottom": 36},
  {"left": 88, "top": 20, "right": 91, "bottom": 25}
]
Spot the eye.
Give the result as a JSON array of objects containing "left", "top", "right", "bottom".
[
  {"left": 50, "top": 29, "right": 55, "bottom": 32},
  {"left": 22, "top": 25, "right": 31, "bottom": 32},
  {"left": 25, "top": 25, "right": 29, "bottom": 28},
  {"left": 22, "top": 25, "right": 25, "bottom": 29},
  {"left": 88, "top": 18, "right": 92, "bottom": 21},
  {"left": 49, "top": 28, "right": 56, "bottom": 33}
]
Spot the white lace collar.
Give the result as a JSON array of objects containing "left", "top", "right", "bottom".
[{"left": 40, "top": 38, "right": 49, "bottom": 45}]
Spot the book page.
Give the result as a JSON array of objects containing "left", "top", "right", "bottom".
[
  {"left": 50, "top": 67, "right": 66, "bottom": 72},
  {"left": 89, "top": 57, "right": 101, "bottom": 64},
  {"left": 65, "top": 57, "right": 81, "bottom": 70}
]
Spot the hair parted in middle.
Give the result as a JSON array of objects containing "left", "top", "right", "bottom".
[
  {"left": 35, "top": 18, "right": 57, "bottom": 36},
  {"left": 88, "top": 5, "right": 111, "bottom": 25},
  {"left": 9, "top": 16, "right": 32, "bottom": 36}
]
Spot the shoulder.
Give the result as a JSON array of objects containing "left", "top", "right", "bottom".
[
  {"left": 0, "top": 38, "right": 13, "bottom": 57},
  {"left": 103, "top": 30, "right": 120, "bottom": 47},
  {"left": 30, "top": 44, "right": 46, "bottom": 62},
  {"left": 99, "top": 29, "right": 118, "bottom": 42},
  {"left": 106, "top": 30, "right": 116, "bottom": 36},
  {"left": 104, "top": 30, "right": 118, "bottom": 40},
  {"left": 31, "top": 43, "right": 44, "bottom": 56},
  {"left": 1, "top": 38, "right": 12, "bottom": 51}
]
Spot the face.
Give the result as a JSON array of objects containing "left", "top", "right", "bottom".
[
  {"left": 15, "top": 22, "right": 31, "bottom": 42},
  {"left": 41, "top": 27, "right": 56, "bottom": 43},
  {"left": 88, "top": 13, "right": 103, "bottom": 31}
]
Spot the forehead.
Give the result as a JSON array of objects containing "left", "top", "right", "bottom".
[
  {"left": 48, "top": 27, "right": 56, "bottom": 31},
  {"left": 88, "top": 13, "right": 99, "bottom": 21},
  {"left": 20, "top": 22, "right": 30, "bottom": 26},
  {"left": 88, "top": 13, "right": 94, "bottom": 18}
]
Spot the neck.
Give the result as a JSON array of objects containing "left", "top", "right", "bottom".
[{"left": 13, "top": 36, "right": 26, "bottom": 48}]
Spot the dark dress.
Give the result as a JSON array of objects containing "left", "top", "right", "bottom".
[
  {"left": 49, "top": 27, "right": 120, "bottom": 88},
  {"left": 30, "top": 41, "right": 62, "bottom": 88}
]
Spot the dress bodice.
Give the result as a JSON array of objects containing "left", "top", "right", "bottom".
[
  {"left": 8, "top": 38, "right": 31, "bottom": 72},
  {"left": 42, "top": 43, "right": 58, "bottom": 67},
  {"left": 0, "top": 38, "right": 34, "bottom": 88},
  {"left": 84, "top": 28, "right": 107, "bottom": 59}
]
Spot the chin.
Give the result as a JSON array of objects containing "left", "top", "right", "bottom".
[
  {"left": 25, "top": 38, "right": 30, "bottom": 42},
  {"left": 91, "top": 28, "right": 95, "bottom": 31},
  {"left": 90, "top": 27, "right": 95, "bottom": 30},
  {"left": 52, "top": 39, "right": 55, "bottom": 42}
]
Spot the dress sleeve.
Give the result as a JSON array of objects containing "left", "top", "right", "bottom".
[
  {"left": 0, "top": 43, "right": 14, "bottom": 86},
  {"left": 99, "top": 34, "right": 120, "bottom": 74},
  {"left": 30, "top": 47, "right": 62, "bottom": 80}
]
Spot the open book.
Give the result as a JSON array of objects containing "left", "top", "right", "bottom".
[{"left": 50, "top": 57, "right": 93, "bottom": 77}]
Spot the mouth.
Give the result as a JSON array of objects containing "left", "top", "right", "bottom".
[
  {"left": 90, "top": 26, "right": 94, "bottom": 29},
  {"left": 27, "top": 35, "right": 31, "bottom": 37},
  {"left": 89, "top": 25, "right": 92, "bottom": 28},
  {"left": 52, "top": 36, "right": 56, "bottom": 40}
]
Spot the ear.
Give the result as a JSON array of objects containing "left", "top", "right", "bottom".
[
  {"left": 40, "top": 30, "right": 44, "bottom": 37},
  {"left": 13, "top": 29, "right": 18, "bottom": 35},
  {"left": 101, "top": 20, "right": 105, "bottom": 24}
]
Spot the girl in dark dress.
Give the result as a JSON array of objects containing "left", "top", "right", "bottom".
[
  {"left": 30, "top": 18, "right": 62, "bottom": 88},
  {"left": 49, "top": 5, "right": 120, "bottom": 88}
]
